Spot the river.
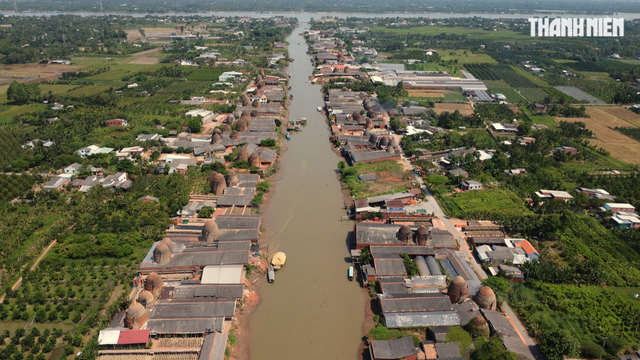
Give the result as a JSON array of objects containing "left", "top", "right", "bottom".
[
  {"left": 248, "top": 25, "right": 365, "bottom": 360},
  {"left": 4, "top": 10, "right": 640, "bottom": 20}
]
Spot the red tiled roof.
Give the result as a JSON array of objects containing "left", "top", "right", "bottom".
[
  {"left": 515, "top": 240, "right": 538, "bottom": 256},
  {"left": 117, "top": 329, "right": 150, "bottom": 345}
]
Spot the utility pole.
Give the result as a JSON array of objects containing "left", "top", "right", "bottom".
[{"left": 599, "top": 336, "right": 607, "bottom": 360}]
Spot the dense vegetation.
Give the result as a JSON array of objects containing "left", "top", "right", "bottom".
[{"left": 615, "top": 127, "right": 640, "bottom": 142}]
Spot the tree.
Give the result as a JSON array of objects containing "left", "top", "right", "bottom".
[
  {"left": 539, "top": 328, "right": 578, "bottom": 360},
  {"left": 115, "top": 158, "right": 135, "bottom": 173},
  {"left": 471, "top": 338, "right": 517, "bottom": 360},
  {"left": 260, "top": 138, "right": 276, "bottom": 147},
  {"left": 7, "top": 81, "right": 30, "bottom": 104},
  {"left": 187, "top": 118, "right": 202, "bottom": 133},
  {"left": 197, "top": 206, "right": 214, "bottom": 218},
  {"left": 400, "top": 254, "right": 419, "bottom": 276},
  {"left": 359, "top": 246, "right": 372, "bottom": 265}
]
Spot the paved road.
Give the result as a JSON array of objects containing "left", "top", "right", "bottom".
[{"left": 400, "top": 154, "right": 546, "bottom": 360}]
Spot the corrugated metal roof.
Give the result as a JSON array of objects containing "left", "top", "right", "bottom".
[
  {"left": 379, "top": 294, "right": 453, "bottom": 313},
  {"left": 435, "top": 343, "right": 461, "bottom": 358},
  {"left": 199, "top": 332, "right": 228, "bottom": 360},
  {"left": 383, "top": 311, "right": 460, "bottom": 328},
  {"left": 201, "top": 265, "right": 244, "bottom": 284},
  {"left": 98, "top": 330, "right": 120, "bottom": 345},
  {"left": 370, "top": 337, "right": 418, "bottom": 359},
  {"left": 374, "top": 258, "right": 407, "bottom": 276}
]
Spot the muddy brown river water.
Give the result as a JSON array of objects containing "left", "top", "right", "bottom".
[{"left": 248, "top": 25, "right": 365, "bottom": 360}]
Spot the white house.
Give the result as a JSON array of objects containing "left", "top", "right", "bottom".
[
  {"left": 137, "top": 134, "right": 163, "bottom": 142},
  {"left": 185, "top": 109, "right": 216, "bottom": 123},
  {"left": 127, "top": 83, "right": 139, "bottom": 89},
  {"left": 461, "top": 180, "right": 482, "bottom": 191},
  {"left": 218, "top": 71, "right": 243, "bottom": 82},
  {"left": 101, "top": 172, "right": 128, "bottom": 188},
  {"left": 78, "top": 145, "right": 101, "bottom": 157},
  {"left": 64, "top": 163, "right": 83, "bottom": 175}
]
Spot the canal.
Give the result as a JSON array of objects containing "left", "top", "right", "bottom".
[{"left": 248, "top": 24, "right": 365, "bottom": 360}]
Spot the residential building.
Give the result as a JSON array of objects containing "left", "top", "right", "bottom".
[
  {"left": 447, "top": 168, "right": 468, "bottom": 178},
  {"left": 555, "top": 146, "right": 578, "bottom": 155},
  {"left": 576, "top": 188, "right": 616, "bottom": 201},
  {"left": 460, "top": 180, "right": 482, "bottom": 191},
  {"left": 78, "top": 145, "right": 100, "bottom": 157},
  {"left": 218, "top": 71, "right": 243, "bottom": 82},
  {"left": 106, "top": 118, "right": 129, "bottom": 127},
  {"left": 64, "top": 163, "right": 83, "bottom": 175},
  {"left": 605, "top": 203, "right": 636, "bottom": 213},
  {"left": 115, "top": 146, "right": 145, "bottom": 159},
  {"left": 137, "top": 134, "right": 162, "bottom": 142},
  {"left": 491, "top": 123, "right": 517, "bottom": 133},
  {"left": 43, "top": 176, "right": 70, "bottom": 191},
  {"left": 185, "top": 109, "right": 216, "bottom": 123},
  {"left": 504, "top": 168, "right": 526, "bottom": 176},
  {"left": 102, "top": 172, "right": 129, "bottom": 189},
  {"left": 512, "top": 239, "right": 540, "bottom": 261},
  {"left": 535, "top": 189, "right": 574, "bottom": 201},
  {"left": 611, "top": 212, "right": 640, "bottom": 228}
]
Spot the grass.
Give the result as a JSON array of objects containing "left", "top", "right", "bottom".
[
  {"left": 488, "top": 88, "right": 525, "bottom": 102},
  {"left": 577, "top": 71, "right": 613, "bottom": 82},
  {"left": 404, "top": 62, "right": 447, "bottom": 72},
  {"left": 451, "top": 188, "right": 531, "bottom": 219},
  {"left": 438, "top": 50, "right": 497, "bottom": 64},
  {"left": 39, "top": 84, "right": 78, "bottom": 94},
  {"left": 529, "top": 114, "right": 557, "bottom": 126},
  {"left": 373, "top": 26, "right": 529, "bottom": 40},
  {"left": 482, "top": 80, "right": 510, "bottom": 89},
  {"left": 510, "top": 66, "right": 549, "bottom": 87},
  {"left": 518, "top": 87, "right": 548, "bottom": 102},
  {"left": 0, "top": 103, "right": 46, "bottom": 118},
  {"left": 67, "top": 85, "right": 113, "bottom": 96},
  {"left": 445, "top": 326, "right": 474, "bottom": 355}
]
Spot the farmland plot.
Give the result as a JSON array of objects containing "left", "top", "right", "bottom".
[
  {"left": 557, "top": 107, "right": 640, "bottom": 165},
  {"left": 555, "top": 86, "right": 605, "bottom": 104}
]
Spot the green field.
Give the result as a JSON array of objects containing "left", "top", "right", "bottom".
[
  {"left": 404, "top": 62, "right": 447, "bottom": 72},
  {"left": 488, "top": 88, "right": 525, "bottom": 102},
  {"left": 39, "top": 84, "right": 78, "bottom": 94},
  {"left": 529, "top": 114, "right": 557, "bottom": 126},
  {"left": 438, "top": 50, "right": 497, "bottom": 64},
  {"left": 482, "top": 80, "right": 510, "bottom": 89},
  {"left": 373, "top": 26, "right": 529, "bottom": 39},
  {"left": 67, "top": 85, "right": 114, "bottom": 96},
  {"left": 451, "top": 188, "right": 531, "bottom": 219},
  {"left": 518, "top": 87, "right": 549, "bottom": 102}
]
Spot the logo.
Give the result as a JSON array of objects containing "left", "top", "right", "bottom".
[{"left": 528, "top": 18, "right": 624, "bottom": 37}]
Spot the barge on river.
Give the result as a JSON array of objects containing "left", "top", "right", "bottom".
[{"left": 267, "top": 264, "right": 275, "bottom": 283}]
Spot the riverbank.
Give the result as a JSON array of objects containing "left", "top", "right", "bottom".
[{"left": 227, "top": 97, "right": 292, "bottom": 360}]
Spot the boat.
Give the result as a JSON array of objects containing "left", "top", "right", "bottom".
[
  {"left": 348, "top": 266, "right": 354, "bottom": 281},
  {"left": 271, "top": 251, "right": 286, "bottom": 270},
  {"left": 267, "top": 265, "right": 275, "bottom": 283},
  {"left": 317, "top": 106, "right": 322, "bottom": 112},
  {"left": 285, "top": 132, "right": 291, "bottom": 140}
]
